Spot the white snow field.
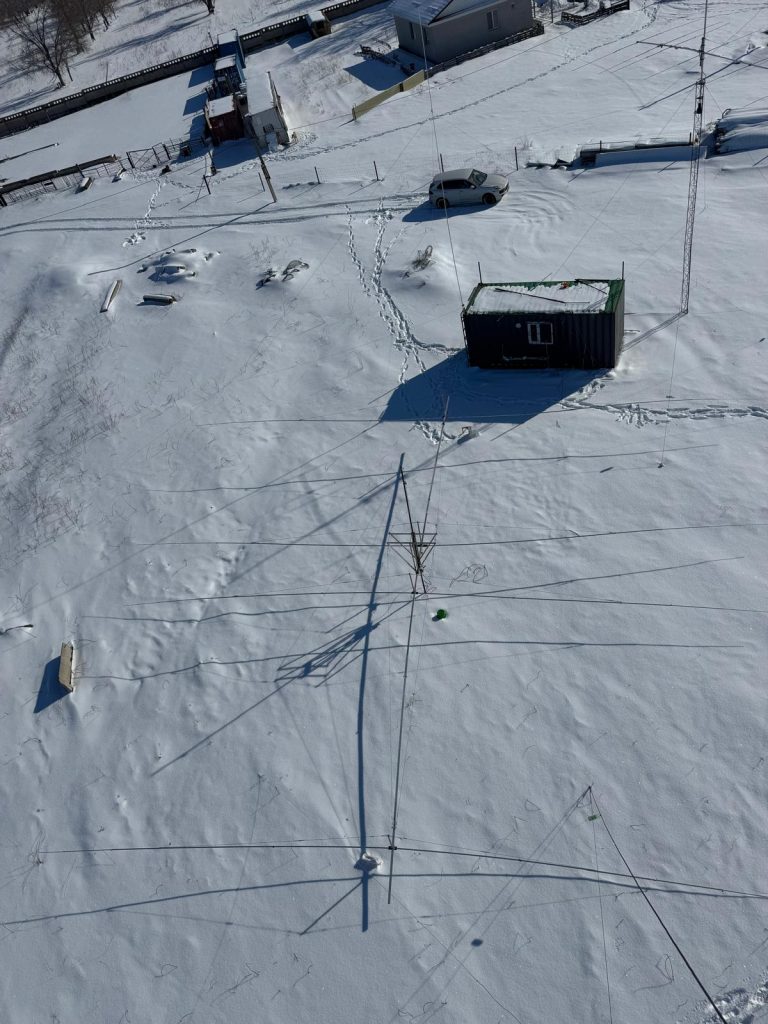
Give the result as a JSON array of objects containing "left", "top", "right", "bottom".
[{"left": 1, "top": 2, "right": 768, "bottom": 1023}]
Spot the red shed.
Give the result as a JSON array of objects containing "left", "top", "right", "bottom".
[{"left": 205, "top": 95, "right": 244, "bottom": 144}]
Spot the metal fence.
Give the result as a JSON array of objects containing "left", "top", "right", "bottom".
[
  {"left": 561, "top": 0, "right": 630, "bottom": 25},
  {"left": 126, "top": 134, "right": 209, "bottom": 172},
  {"left": 0, "top": 155, "right": 124, "bottom": 205}
]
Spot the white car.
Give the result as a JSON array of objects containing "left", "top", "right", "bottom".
[{"left": 429, "top": 168, "right": 509, "bottom": 208}]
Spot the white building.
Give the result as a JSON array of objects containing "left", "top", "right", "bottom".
[{"left": 245, "top": 72, "right": 291, "bottom": 150}]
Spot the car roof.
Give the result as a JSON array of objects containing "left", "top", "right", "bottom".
[{"left": 431, "top": 168, "right": 477, "bottom": 182}]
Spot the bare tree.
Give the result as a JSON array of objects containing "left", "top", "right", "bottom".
[
  {"left": 56, "top": 0, "right": 116, "bottom": 42},
  {"left": 60, "top": 0, "right": 98, "bottom": 42},
  {"left": 0, "top": 0, "right": 28, "bottom": 28},
  {"left": 6, "top": 2, "right": 81, "bottom": 87},
  {"left": 94, "top": 0, "right": 116, "bottom": 31}
]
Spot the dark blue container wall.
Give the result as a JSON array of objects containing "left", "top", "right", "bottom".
[{"left": 463, "top": 301, "right": 623, "bottom": 370}]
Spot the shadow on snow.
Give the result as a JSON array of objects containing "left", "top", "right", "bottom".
[
  {"left": 380, "top": 351, "right": 602, "bottom": 426},
  {"left": 34, "top": 657, "right": 70, "bottom": 713}
]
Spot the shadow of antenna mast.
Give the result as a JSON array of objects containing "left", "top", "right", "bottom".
[{"left": 387, "top": 399, "right": 449, "bottom": 904}]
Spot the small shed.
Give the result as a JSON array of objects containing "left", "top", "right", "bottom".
[
  {"left": 205, "top": 94, "right": 244, "bottom": 144},
  {"left": 246, "top": 72, "right": 291, "bottom": 149},
  {"left": 462, "top": 279, "right": 625, "bottom": 369},
  {"left": 390, "top": 0, "right": 535, "bottom": 65},
  {"left": 306, "top": 9, "right": 332, "bottom": 36}
]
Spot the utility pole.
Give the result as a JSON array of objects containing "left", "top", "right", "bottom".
[
  {"left": 679, "top": 0, "right": 708, "bottom": 315},
  {"left": 259, "top": 155, "right": 277, "bottom": 202}
]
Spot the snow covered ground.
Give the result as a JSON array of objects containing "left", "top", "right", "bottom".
[
  {"left": 2, "top": 2, "right": 768, "bottom": 1023},
  {"left": 0, "top": 0, "right": 399, "bottom": 116}
]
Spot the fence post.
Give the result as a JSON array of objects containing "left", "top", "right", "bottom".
[
  {"left": 439, "top": 152, "right": 444, "bottom": 173},
  {"left": 514, "top": 146, "right": 518, "bottom": 171},
  {"left": 163, "top": 144, "right": 171, "bottom": 160},
  {"left": 373, "top": 160, "right": 379, "bottom": 181},
  {"left": 314, "top": 165, "right": 320, "bottom": 183},
  {"left": 127, "top": 152, "right": 135, "bottom": 169},
  {"left": 478, "top": 260, "right": 482, "bottom": 283}
]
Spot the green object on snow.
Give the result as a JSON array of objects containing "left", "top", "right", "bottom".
[{"left": 434, "top": 609, "right": 448, "bottom": 620}]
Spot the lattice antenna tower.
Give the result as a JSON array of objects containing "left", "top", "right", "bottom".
[
  {"left": 388, "top": 402, "right": 449, "bottom": 596},
  {"left": 386, "top": 401, "right": 449, "bottom": 903},
  {"left": 680, "top": 0, "right": 709, "bottom": 315}
]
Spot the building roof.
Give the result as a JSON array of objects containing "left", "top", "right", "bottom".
[
  {"left": 207, "top": 95, "right": 235, "bottom": 119},
  {"left": 215, "top": 55, "right": 237, "bottom": 71},
  {"left": 390, "top": 0, "right": 503, "bottom": 22},
  {"left": 467, "top": 280, "right": 621, "bottom": 314},
  {"left": 389, "top": 0, "right": 451, "bottom": 25},
  {"left": 246, "top": 72, "right": 275, "bottom": 114}
]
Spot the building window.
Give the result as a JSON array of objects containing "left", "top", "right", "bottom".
[
  {"left": 527, "top": 322, "right": 553, "bottom": 345},
  {"left": 487, "top": 8, "right": 499, "bottom": 29}
]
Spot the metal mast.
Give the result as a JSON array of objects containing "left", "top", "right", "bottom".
[{"left": 680, "top": 0, "right": 709, "bottom": 315}]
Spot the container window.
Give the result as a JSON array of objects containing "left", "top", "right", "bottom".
[
  {"left": 487, "top": 9, "right": 499, "bottom": 29},
  {"left": 527, "top": 322, "right": 553, "bottom": 345}
]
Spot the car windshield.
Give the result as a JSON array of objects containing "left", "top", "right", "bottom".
[{"left": 469, "top": 170, "right": 487, "bottom": 186}]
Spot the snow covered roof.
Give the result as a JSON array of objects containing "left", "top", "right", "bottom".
[
  {"left": 438, "top": 0, "right": 510, "bottom": 19},
  {"left": 246, "top": 72, "right": 276, "bottom": 113},
  {"left": 389, "top": 0, "right": 450, "bottom": 24},
  {"left": 718, "top": 106, "right": 768, "bottom": 132},
  {"left": 716, "top": 107, "right": 768, "bottom": 153},
  {"left": 306, "top": 9, "right": 328, "bottom": 22},
  {"left": 207, "top": 95, "right": 235, "bottom": 119},
  {"left": 469, "top": 280, "right": 614, "bottom": 314},
  {"left": 215, "top": 55, "right": 237, "bottom": 71},
  {"left": 390, "top": 0, "right": 499, "bottom": 21}
]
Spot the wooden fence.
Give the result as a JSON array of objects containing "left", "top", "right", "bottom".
[
  {"left": 352, "top": 70, "right": 426, "bottom": 119},
  {"left": 351, "top": 20, "right": 544, "bottom": 119}
]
